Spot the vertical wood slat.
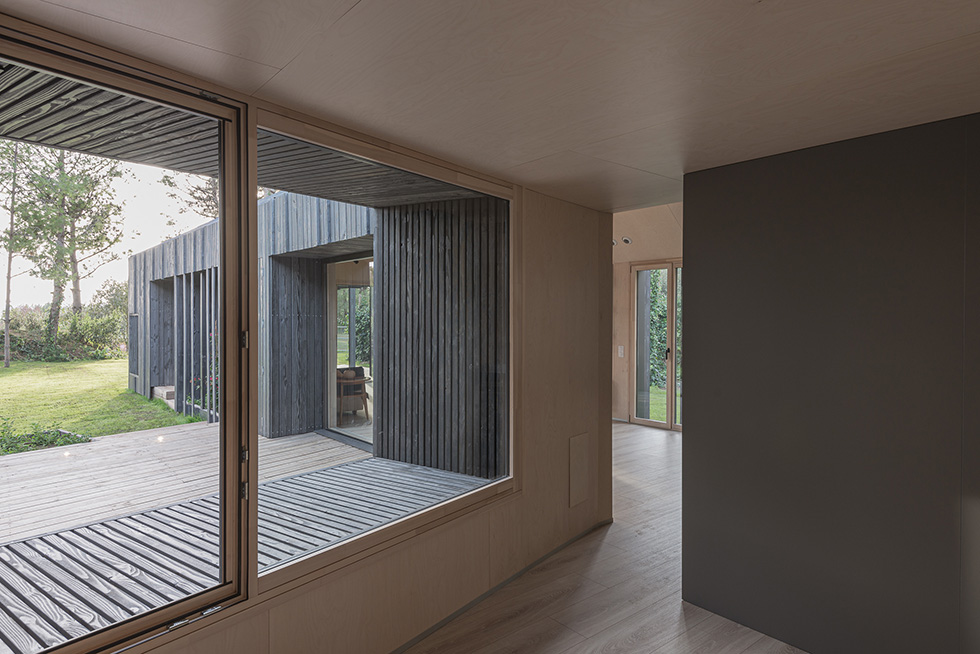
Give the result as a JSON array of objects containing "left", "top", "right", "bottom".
[
  {"left": 181, "top": 274, "right": 188, "bottom": 415},
  {"left": 374, "top": 197, "right": 509, "bottom": 479},
  {"left": 216, "top": 266, "right": 220, "bottom": 422},
  {"left": 189, "top": 270, "right": 195, "bottom": 416},
  {"left": 207, "top": 267, "right": 214, "bottom": 422},
  {"left": 198, "top": 270, "right": 204, "bottom": 420}
]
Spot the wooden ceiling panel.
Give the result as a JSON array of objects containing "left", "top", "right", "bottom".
[
  {"left": 33, "top": 0, "right": 361, "bottom": 69},
  {"left": 505, "top": 151, "right": 681, "bottom": 213},
  {"left": 0, "top": 0, "right": 281, "bottom": 94}
]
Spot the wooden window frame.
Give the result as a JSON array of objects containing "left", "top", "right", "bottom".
[
  {"left": 0, "top": 24, "right": 249, "bottom": 654},
  {"left": 0, "top": 13, "right": 527, "bottom": 649}
]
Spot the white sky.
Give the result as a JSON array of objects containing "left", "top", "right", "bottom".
[{"left": 1, "top": 161, "right": 211, "bottom": 307}]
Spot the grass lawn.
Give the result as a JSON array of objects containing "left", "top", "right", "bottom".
[
  {"left": 639, "top": 385, "right": 683, "bottom": 424},
  {"left": 0, "top": 359, "right": 200, "bottom": 438}
]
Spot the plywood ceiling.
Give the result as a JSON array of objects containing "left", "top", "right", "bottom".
[{"left": 3, "top": 0, "right": 980, "bottom": 212}]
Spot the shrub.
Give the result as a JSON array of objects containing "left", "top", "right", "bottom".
[
  {"left": 4, "top": 299, "right": 126, "bottom": 361},
  {"left": 0, "top": 418, "right": 91, "bottom": 456}
]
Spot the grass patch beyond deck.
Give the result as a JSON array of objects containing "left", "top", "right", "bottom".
[{"left": 0, "top": 359, "right": 200, "bottom": 439}]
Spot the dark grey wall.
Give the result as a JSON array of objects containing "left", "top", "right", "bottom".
[
  {"left": 964, "top": 116, "right": 980, "bottom": 654},
  {"left": 683, "top": 115, "right": 979, "bottom": 654},
  {"left": 148, "top": 279, "right": 174, "bottom": 388},
  {"left": 258, "top": 256, "right": 328, "bottom": 438},
  {"left": 374, "top": 197, "right": 509, "bottom": 479}
]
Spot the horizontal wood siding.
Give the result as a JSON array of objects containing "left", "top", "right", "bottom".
[
  {"left": 256, "top": 129, "right": 486, "bottom": 207},
  {"left": 0, "top": 61, "right": 221, "bottom": 179},
  {"left": 257, "top": 192, "right": 375, "bottom": 258},
  {"left": 374, "top": 197, "right": 509, "bottom": 479}
]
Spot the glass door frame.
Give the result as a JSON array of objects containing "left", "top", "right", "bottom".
[
  {"left": 630, "top": 259, "right": 683, "bottom": 431},
  {"left": 0, "top": 24, "right": 248, "bottom": 654}
]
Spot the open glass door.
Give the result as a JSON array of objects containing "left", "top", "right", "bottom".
[{"left": 633, "top": 261, "right": 682, "bottom": 430}]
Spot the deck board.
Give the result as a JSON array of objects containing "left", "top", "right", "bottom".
[
  {"left": 0, "top": 423, "right": 370, "bottom": 542},
  {"left": 0, "top": 457, "right": 488, "bottom": 654}
]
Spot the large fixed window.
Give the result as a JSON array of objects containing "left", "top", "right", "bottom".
[
  {"left": 0, "top": 47, "right": 244, "bottom": 654},
  {"left": 0, "top": 23, "right": 516, "bottom": 653},
  {"left": 251, "top": 127, "right": 510, "bottom": 576}
]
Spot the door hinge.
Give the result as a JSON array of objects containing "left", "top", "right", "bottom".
[
  {"left": 168, "top": 619, "right": 191, "bottom": 632},
  {"left": 240, "top": 482, "right": 248, "bottom": 500},
  {"left": 240, "top": 330, "right": 249, "bottom": 349},
  {"left": 240, "top": 447, "right": 249, "bottom": 463}
]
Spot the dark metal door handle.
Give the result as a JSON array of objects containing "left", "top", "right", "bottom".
[{"left": 665, "top": 347, "right": 671, "bottom": 360}]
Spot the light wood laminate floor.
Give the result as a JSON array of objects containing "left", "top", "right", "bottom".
[{"left": 404, "top": 422, "right": 807, "bottom": 654}]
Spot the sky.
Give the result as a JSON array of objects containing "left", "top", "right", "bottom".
[{"left": 1, "top": 159, "right": 212, "bottom": 307}]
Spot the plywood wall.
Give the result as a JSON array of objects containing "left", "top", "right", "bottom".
[{"left": 143, "top": 188, "right": 612, "bottom": 654}]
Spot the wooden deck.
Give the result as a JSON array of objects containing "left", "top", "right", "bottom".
[
  {"left": 0, "top": 448, "right": 488, "bottom": 654},
  {"left": 0, "top": 422, "right": 369, "bottom": 544}
]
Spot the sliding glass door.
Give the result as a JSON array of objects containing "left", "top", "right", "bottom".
[{"left": 633, "top": 261, "right": 682, "bottom": 429}]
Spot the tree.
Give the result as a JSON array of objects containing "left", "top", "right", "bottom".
[
  {"left": 0, "top": 139, "right": 21, "bottom": 367},
  {"left": 160, "top": 172, "right": 220, "bottom": 225},
  {"left": 11, "top": 147, "right": 124, "bottom": 343},
  {"left": 89, "top": 278, "right": 128, "bottom": 318},
  {"left": 160, "top": 172, "right": 275, "bottom": 237}
]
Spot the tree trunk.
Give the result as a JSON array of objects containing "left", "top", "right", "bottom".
[
  {"left": 46, "top": 150, "right": 68, "bottom": 344},
  {"left": 70, "top": 248, "right": 81, "bottom": 314},
  {"left": 3, "top": 143, "right": 17, "bottom": 367},
  {"left": 47, "top": 281, "right": 63, "bottom": 345}
]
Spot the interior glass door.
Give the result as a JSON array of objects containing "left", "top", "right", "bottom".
[{"left": 633, "top": 262, "right": 682, "bottom": 429}]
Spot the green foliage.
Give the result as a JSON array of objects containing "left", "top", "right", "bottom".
[
  {"left": 0, "top": 417, "right": 90, "bottom": 456},
  {"left": 337, "top": 286, "right": 373, "bottom": 367},
  {"left": 12, "top": 147, "right": 124, "bottom": 285},
  {"left": 4, "top": 143, "right": 126, "bottom": 341},
  {"left": 354, "top": 287, "right": 372, "bottom": 365},
  {"left": 66, "top": 310, "right": 124, "bottom": 352},
  {"left": 648, "top": 270, "right": 669, "bottom": 389},
  {"left": 90, "top": 279, "right": 128, "bottom": 318},
  {"left": 5, "top": 294, "right": 127, "bottom": 361}
]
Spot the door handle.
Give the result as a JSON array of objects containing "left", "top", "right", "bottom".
[{"left": 664, "top": 347, "right": 671, "bottom": 360}]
